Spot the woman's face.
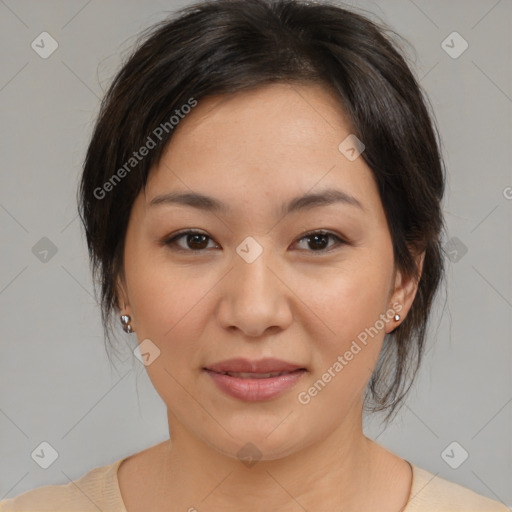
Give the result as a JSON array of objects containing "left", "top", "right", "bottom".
[{"left": 117, "top": 82, "right": 421, "bottom": 461}]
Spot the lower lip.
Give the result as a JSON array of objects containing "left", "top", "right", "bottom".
[{"left": 204, "top": 369, "right": 307, "bottom": 401}]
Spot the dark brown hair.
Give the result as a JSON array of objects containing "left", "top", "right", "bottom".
[{"left": 78, "top": 0, "right": 446, "bottom": 421}]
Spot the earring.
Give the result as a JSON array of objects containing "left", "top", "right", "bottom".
[
  {"left": 120, "top": 314, "right": 134, "bottom": 333},
  {"left": 394, "top": 314, "right": 401, "bottom": 321}
]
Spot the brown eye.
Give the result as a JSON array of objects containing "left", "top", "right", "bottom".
[
  {"left": 295, "top": 231, "right": 346, "bottom": 253},
  {"left": 164, "top": 230, "right": 217, "bottom": 252},
  {"left": 163, "top": 229, "right": 346, "bottom": 254}
]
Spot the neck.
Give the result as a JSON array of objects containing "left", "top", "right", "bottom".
[{"left": 152, "top": 403, "right": 396, "bottom": 512}]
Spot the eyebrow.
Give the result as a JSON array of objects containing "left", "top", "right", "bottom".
[{"left": 148, "top": 188, "right": 365, "bottom": 215}]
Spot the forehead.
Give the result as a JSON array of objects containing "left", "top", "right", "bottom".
[
  {"left": 162, "top": 82, "right": 353, "bottom": 165},
  {"left": 142, "top": 82, "right": 380, "bottom": 217}
]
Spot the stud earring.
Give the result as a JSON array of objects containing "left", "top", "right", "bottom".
[
  {"left": 120, "top": 314, "right": 134, "bottom": 333},
  {"left": 394, "top": 314, "right": 401, "bottom": 321}
]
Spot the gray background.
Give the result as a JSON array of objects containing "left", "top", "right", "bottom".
[{"left": 1, "top": 0, "right": 511, "bottom": 507}]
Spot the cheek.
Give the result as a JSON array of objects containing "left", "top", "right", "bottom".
[
  {"left": 124, "top": 235, "right": 202, "bottom": 332},
  {"left": 125, "top": 255, "right": 212, "bottom": 401},
  {"left": 294, "top": 267, "right": 391, "bottom": 418},
  {"left": 303, "top": 248, "right": 394, "bottom": 372},
  {"left": 129, "top": 263, "right": 210, "bottom": 344},
  {"left": 124, "top": 249, "right": 231, "bottom": 395}
]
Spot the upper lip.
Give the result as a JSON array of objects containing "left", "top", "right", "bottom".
[{"left": 204, "top": 358, "right": 306, "bottom": 374}]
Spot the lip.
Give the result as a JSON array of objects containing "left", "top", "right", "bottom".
[
  {"left": 205, "top": 357, "right": 305, "bottom": 374},
  {"left": 203, "top": 358, "right": 307, "bottom": 401}
]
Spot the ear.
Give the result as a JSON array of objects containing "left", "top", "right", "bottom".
[
  {"left": 115, "top": 272, "right": 132, "bottom": 317},
  {"left": 385, "top": 250, "right": 425, "bottom": 334}
]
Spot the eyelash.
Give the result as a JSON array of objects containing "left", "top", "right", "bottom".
[{"left": 162, "top": 229, "right": 347, "bottom": 255}]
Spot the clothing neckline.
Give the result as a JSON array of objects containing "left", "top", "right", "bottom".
[
  {"left": 110, "top": 456, "right": 420, "bottom": 512},
  {"left": 111, "top": 457, "right": 129, "bottom": 512}
]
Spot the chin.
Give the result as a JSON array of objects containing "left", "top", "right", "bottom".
[
  {"left": 195, "top": 419, "right": 317, "bottom": 464},
  {"left": 210, "top": 437, "right": 306, "bottom": 464}
]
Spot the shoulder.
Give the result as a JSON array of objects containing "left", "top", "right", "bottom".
[
  {"left": 0, "top": 458, "right": 126, "bottom": 512},
  {"left": 405, "top": 465, "right": 510, "bottom": 512}
]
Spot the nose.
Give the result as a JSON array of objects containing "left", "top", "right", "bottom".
[{"left": 216, "top": 243, "right": 293, "bottom": 338}]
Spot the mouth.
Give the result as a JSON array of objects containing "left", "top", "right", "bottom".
[
  {"left": 204, "top": 357, "right": 307, "bottom": 374},
  {"left": 203, "top": 358, "right": 307, "bottom": 401},
  {"left": 209, "top": 370, "right": 303, "bottom": 379}
]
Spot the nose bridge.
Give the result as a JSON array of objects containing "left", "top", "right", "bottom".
[
  {"left": 218, "top": 235, "right": 292, "bottom": 336},
  {"left": 233, "top": 235, "right": 278, "bottom": 302}
]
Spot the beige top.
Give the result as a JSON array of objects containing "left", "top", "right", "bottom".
[{"left": 0, "top": 457, "right": 509, "bottom": 511}]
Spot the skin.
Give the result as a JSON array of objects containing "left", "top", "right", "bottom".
[{"left": 116, "top": 82, "right": 424, "bottom": 512}]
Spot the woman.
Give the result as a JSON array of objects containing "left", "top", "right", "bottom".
[{"left": 1, "top": 0, "right": 508, "bottom": 510}]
